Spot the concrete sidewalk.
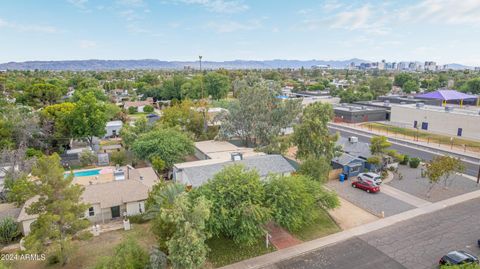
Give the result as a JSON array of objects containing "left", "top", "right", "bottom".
[{"left": 221, "top": 189, "right": 480, "bottom": 269}]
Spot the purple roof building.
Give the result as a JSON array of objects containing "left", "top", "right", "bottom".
[{"left": 416, "top": 89, "right": 478, "bottom": 106}]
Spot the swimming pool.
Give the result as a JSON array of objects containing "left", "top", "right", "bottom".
[{"left": 65, "top": 169, "right": 101, "bottom": 178}]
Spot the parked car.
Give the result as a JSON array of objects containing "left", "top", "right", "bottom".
[
  {"left": 358, "top": 172, "right": 382, "bottom": 185},
  {"left": 439, "top": 250, "right": 479, "bottom": 266},
  {"left": 351, "top": 180, "right": 380, "bottom": 193}
]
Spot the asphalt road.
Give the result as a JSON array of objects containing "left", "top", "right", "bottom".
[
  {"left": 329, "top": 126, "right": 480, "bottom": 177},
  {"left": 267, "top": 197, "right": 480, "bottom": 269}
]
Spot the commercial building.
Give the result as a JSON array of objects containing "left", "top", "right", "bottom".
[
  {"left": 390, "top": 103, "right": 480, "bottom": 140},
  {"left": 333, "top": 104, "right": 389, "bottom": 123}
]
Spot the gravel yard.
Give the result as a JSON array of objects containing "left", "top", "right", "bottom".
[{"left": 388, "top": 165, "right": 480, "bottom": 202}]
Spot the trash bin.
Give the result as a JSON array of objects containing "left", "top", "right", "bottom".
[{"left": 339, "top": 174, "right": 345, "bottom": 182}]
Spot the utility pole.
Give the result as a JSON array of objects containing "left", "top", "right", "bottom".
[{"left": 199, "top": 56, "right": 207, "bottom": 134}]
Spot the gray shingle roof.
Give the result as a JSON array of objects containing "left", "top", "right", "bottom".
[
  {"left": 332, "top": 153, "right": 363, "bottom": 166},
  {"left": 337, "top": 137, "right": 372, "bottom": 158},
  {"left": 182, "top": 154, "right": 296, "bottom": 187}
]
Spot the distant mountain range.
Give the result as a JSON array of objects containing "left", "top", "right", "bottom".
[
  {"left": 0, "top": 58, "right": 369, "bottom": 71},
  {"left": 0, "top": 59, "right": 473, "bottom": 71}
]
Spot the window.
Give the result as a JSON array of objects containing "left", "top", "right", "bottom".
[
  {"left": 88, "top": 207, "right": 95, "bottom": 217},
  {"left": 413, "top": 120, "right": 418, "bottom": 128},
  {"left": 457, "top": 128, "right": 463, "bottom": 137},
  {"left": 139, "top": 203, "right": 143, "bottom": 213},
  {"left": 421, "top": 122, "right": 428, "bottom": 130}
]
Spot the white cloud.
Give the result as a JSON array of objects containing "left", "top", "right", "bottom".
[
  {"left": 0, "top": 18, "right": 58, "bottom": 33},
  {"left": 177, "top": 0, "right": 248, "bottom": 13},
  {"left": 118, "top": 0, "right": 145, "bottom": 6},
  {"left": 68, "top": 0, "right": 88, "bottom": 9},
  {"left": 401, "top": 0, "right": 480, "bottom": 25},
  {"left": 206, "top": 20, "right": 261, "bottom": 33},
  {"left": 329, "top": 5, "right": 390, "bottom": 35},
  {"left": 79, "top": 39, "right": 97, "bottom": 49}
]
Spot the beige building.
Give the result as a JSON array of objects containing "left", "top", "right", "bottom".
[
  {"left": 390, "top": 104, "right": 480, "bottom": 140},
  {"left": 17, "top": 167, "right": 158, "bottom": 235}
]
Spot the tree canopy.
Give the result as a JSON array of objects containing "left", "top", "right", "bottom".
[{"left": 131, "top": 127, "right": 194, "bottom": 167}]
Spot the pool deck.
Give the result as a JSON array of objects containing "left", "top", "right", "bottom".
[{"left": 68, "top": 166, "right": 116, "bottom": 186}]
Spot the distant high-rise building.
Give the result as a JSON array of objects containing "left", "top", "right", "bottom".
[{"left": 424, "top": 61, "right": 436, "bottom": 71}]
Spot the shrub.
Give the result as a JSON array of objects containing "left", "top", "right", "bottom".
[
  {"left": 148, "top": 247, "right": 167, "bottom": 269},
  {"left": 298, "top": 157, "right": 330, "bottom": 183},
  {"left": 400, "top": 155, "right": 409, "bottom": 165},
  {"left": 75, "top": 231, "right": 93, "bottom": 241},
  {"left": 128, "top": 214, "right": 148, "bottom": 224},
  {"left": 93, "top": 237, "right": 149, "bottom": 269},
  {"left": 128, "top": 106, "right": 138, "bottom": 114},
  {"left": 367, "top": 156, "right": 381, "bottom": 165},
  {"left": 47, "top": 253, "right": 60, "bottom": 265},
  {"left": 0, "top": 217, "right": 19, "bottom": 245},
  {"left": 264, "top": 174, "right": 338, "bottom": 231},
  {"left": 409, "top": 157, "right": 421, "bottom": 168},
  {"left": 79, "top": 150, "right": 97, "bottom": 166},
  {"left": 110, "top": 150, "right": 127, "bottom": 166},
  {"left": 143, "top": 105, "right": 154, "bottom": 113}
]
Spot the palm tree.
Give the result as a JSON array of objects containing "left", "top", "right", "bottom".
[{"left": 144, "top": 183, "right": 185, "bottom": 220}]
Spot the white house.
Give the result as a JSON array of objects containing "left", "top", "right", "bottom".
[{"left": 105, "top": 121, "right": 123, "bottom": 138}]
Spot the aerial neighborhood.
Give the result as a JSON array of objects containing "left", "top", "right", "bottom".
[{"left": 1, "top": 1, "right": 480, "bottom": 269}]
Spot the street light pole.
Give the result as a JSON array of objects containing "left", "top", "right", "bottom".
[{"left": 199, "top": 56, "right": 207, "bottom": 134}]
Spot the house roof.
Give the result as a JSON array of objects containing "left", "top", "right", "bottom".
[
  {"left": 416, "top": 89, "right": 478, "bottom": 101},
  {"left": 194, "top": 140, "right": 264, "bottom": 160},
  {"left": 180, "top": 154, "right": 296, "bottom": 187},
  {"left": 18, "top": 167, "right": 159, "bottom": 222},
  {"left": 82, "top": 179, "right": 149, "bottom": 208},
  {"left": 332, "top": 153, "right": 364, "bottom": 166},
  {"left": 336, "top": 137, "right": 372, "bottom": 158},
  {"left": 123, "top": 100, "right": 151, "bottom": 108},
  {"left": 106, "top": 120, "right": 123, "bottom": 127}
]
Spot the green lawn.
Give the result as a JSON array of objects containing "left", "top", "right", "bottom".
[
  {"left": 206, "top": 236, "right": 275, "bottom": 268},
  {"left": 361, "top": 122, "right": 480, "bottom": 152},
  {"left": 292, "top": 209, "right": 341, "bottom": 241}
]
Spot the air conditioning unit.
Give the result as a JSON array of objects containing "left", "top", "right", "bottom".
[{"left": 348, "top": 136, "right": 359, "bottom": 143}]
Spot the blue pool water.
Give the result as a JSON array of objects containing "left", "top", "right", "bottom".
[{"left": 65, "top": 169, "right": 101, "bottom": 177}]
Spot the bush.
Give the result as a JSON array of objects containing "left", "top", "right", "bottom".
[
  {"left": 143, "top": 105, "right": 154, "bottom": 113},
  {"left": 75, "top": 231, "right": 93, "bottom": 241},
  {"left": 400, "top": 155, "right": 409, "bottom": 165},
  {"left": 25, "top": 148, "right": 43, "bottom": 159},
  {"left": 264, "top": 175, "right": 338, "bottom": 231},
  {"left": 298, "top": 157, "right": 331, "bottom": 183},
  {"left": 47, "top": 253, "right": 60, "bottom": 265},
  {"left": 150, "top": 156, "right": 165, "bottom": 174},
  {"left": 147, "top": 247, "right": 167, "bottom": 269},
  {"left": 94, "top": 237, "right": 149, "bottom": 269},
  {"left": 128, "top": 214, "right": 148, "bottom": 224},
  {"left": 128, "top": 106, "right": 138, "bottom": 114},
  {"left": 409, "top": 157, "right": 421, "bottom": 168},
  {"left": 79, "top": 150, "right": 97, "bottom": 166},
  {"left": 0, "top": 217, "right": 19, "bottom": 245},
  {"left": 110, "top": 150, "right": 127, "bottom": 166}
]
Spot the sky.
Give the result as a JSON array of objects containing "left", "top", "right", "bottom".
[{"left": 1, "top": 0, "right": 480, "bottom": 65}]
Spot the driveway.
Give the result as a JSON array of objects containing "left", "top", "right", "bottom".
[
  {"left": 327, "top": 180, "right": 416, "bottom": 217},
  {"left": 389, "top": 166, "right": 480, "bottom": 202}
]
